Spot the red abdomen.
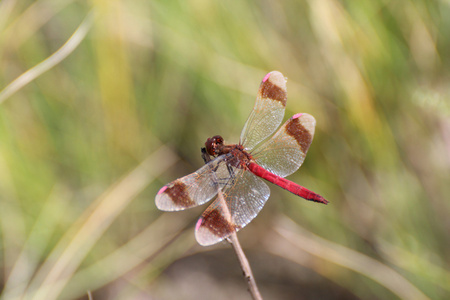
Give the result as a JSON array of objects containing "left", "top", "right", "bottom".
[{"left": 248, "top": 163, "right": 328, "bottom": 204}]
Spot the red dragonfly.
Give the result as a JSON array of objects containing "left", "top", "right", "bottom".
[{"left": 156, "top": 71, "right": 328, "bottom": 246}]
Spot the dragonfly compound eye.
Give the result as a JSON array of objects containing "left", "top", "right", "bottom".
[{"left": 205, "top": 135, "right": 224, "bottom": 156}]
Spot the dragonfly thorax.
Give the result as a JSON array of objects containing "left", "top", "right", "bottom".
[{"left": 205, "top": 135, "right": 253, "bottom": 169}]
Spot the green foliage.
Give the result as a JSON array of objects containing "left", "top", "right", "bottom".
[{"left": 0, "top": 0, "right": 449, "bottom": 299}]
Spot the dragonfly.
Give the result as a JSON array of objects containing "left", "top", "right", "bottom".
[{"left": 155, "top": 71, "right": 328, "bottom": 246}]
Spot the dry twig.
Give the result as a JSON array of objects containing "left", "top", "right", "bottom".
[{"left": 228, "top": 233, "right": 263, "bottom": 300}]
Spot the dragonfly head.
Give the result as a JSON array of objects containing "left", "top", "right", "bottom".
[{"left": 205, "top": 135, "right": 224, "bottom": 156}]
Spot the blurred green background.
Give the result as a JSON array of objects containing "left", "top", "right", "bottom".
[{"left": 1, "top": 0, "right": 449, "bottom": 299}]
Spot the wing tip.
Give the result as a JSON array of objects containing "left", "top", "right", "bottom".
[
  {"left": 262, "top": 72, "right": 271, "bottom": 82},
  {"left": 263, "top": 71, "right": 286, "bottom": 89},
  {"left": 155, "top": 194, "right": 176, "bottom": 211},
  {"left": 290, "top": 113, "right": 316, "bottom": 137},
  {"left": 155, "top": 182, "right": 197, "bottom": 211},
  {"left": 154, "top": 196, "right": 166, "bottom": 211},
  {"left": 195, "top": 219, "right": 228, "bottom": 246},
  {"left": 195, "top": 217, "right": 203, "bottom": 231},
  {"left": 157, "top": 186, "right": 167, "bottom": 195},
  {"left": 259, "top": 71, "right": 287, "bottom": 106},
  {"left": 292, "top": 112, "right": 315, "bottom": 122}
]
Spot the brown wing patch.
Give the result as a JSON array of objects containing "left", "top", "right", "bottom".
[
  {"left": 163, "top": 181, "right": 195, "bottom": 208},
  {"left": 198, "top": 208, "right": 240, "bottom": 238},
  {"left": 259, "top": 73, "right": 287, "bottom": 106},
  {"left": 286, "top": 117, "right": 313, "bottom": 154}
]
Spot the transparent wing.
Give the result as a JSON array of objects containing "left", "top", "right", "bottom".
[
  {"left": 240, "top": 71, "right": 287, "bottom": 151},
  {"left": 155, "top": 155, "right": 232, "bottom": 211},
  {"left": 251, "top": 113, "right": 316, "bottom": 177},
  {"left": 195, "top": 168, "right": 270, "bottom": 246}
]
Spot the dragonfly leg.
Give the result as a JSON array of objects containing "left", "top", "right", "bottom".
[{"left": 201, "top": 147, "right": 212, "bottom": 164}]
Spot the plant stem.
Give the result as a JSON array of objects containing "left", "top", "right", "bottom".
[
  {"left": 228, "top": 233, "right": 263, "bottom": 300},
  {"left": 203, "top": 152, "right": 263, "bottom": 299}
]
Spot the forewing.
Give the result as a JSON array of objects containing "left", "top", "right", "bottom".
[
  {"left": 251, "top": 113, "right": 316, "bottom": 177},
  {"left": 155, "top": 155, "right": 231, "bottom": 211},
  {"left": 195, "top": 168, "right": 270, "bottom": 246},
  {"left": 240, "top": 71, "right": 287, "bottom": 151}
]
